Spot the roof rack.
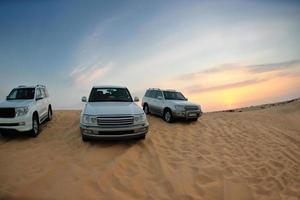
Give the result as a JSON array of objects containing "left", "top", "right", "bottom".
[
  {"left": 36, "top": 84, "right": 46, "bottom": 88},
  {"left": 148, "top": 88, "right": 161, "bottom": 90},
  {"left": 18, "top": 85, "right": 27, "bottom": 88}
]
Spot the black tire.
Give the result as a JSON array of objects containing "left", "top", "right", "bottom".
[
  {"left": 31, "top": 114, "right": 40, "bottom": 137},
  {"left": 82, "top": 134, "right": 89, "bottom": 142},
  {"left": 190, "top": 118, "right": 198, "bottom": 122},
  {"left": 163, "top": 109, "right": 173, "bottom": 123},
  {"left": 0, "top": 132, "right": 8, "bottom": 137},
  {"left": 143, "top": 104, "right": 150, "bottom": 114},
  {"left": 139, "top": 135, "right": 146, "bottom": 140},
  {"left": 47, "top": 107, "right": 53, "bottom": 121}
]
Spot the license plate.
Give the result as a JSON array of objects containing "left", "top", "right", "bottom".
[{"left": 188, "top": 113, "right": 197, "bottom": 117}]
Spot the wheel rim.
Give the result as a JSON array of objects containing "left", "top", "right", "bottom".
[
  {"left": 33, "top": 118, "right": 38, "bottom": 134},
  {"left": 165, "top": 111, "right": 171, "bottom": 122}
]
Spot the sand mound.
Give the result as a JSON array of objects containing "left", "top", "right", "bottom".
[{"left": 0, "top": 100, "right": 300, "bottom": 200}]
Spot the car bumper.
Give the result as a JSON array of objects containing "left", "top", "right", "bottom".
[
  {"left": 173, "top": 110, "right": 203, "bottom": 119},
  {"left": 80, "top": 122, "right": 149, "bottom": 140},
  {"left": 0, "top": 115, "right": 32, "bottom": 132}
]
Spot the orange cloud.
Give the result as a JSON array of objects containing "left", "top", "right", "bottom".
[{"left": 158, "top": 60, "right": 300, "bottom": 111}]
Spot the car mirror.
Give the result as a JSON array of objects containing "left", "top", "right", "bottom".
[
  {"left": 82, "top": 96, "right": 87, "bottom": 102},
  {"left": 134, "top": 97, "right": 139, "bottom": 102},
  {"left": 185, "top": 98, "right": 188, "bottom": 101},
  {"left": 36, "top": 97, "right": 43, "bottom": 101}
]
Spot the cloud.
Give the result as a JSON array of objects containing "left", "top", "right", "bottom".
[
  {"left": 248, "top": 59, "right": 300, "bottom": 73},
  {"left": 185, "top": 78, "right": 267, "bottom": 93},
  {"left": 70, "top": 62, "right": 113, "bottom": 86}
]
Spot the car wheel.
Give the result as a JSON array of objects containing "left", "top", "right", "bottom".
[
  {"left": 82, "top": 134, "right": 88, "bottom": 142},
  {"left": 164, "top": 109, "right": 173, "bottom": 123},
  {"left": 31, "top": 114, "right": 40, "bottom": 137},
  {"left": 139, "top": 135, "right": 146, "bottom": 140},
  {"left": 47, "top": 107, "right": 52, "bottom": 121},
  {"left": 143, "top": 104, "right": 150, "bottom": 114}
]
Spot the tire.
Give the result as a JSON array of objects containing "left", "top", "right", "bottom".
[
  {"left": 31, "top": 114, "right": 40, "bottom": 137},
  {"left": 163, "top": 109, "right": 173, "bottom": 123},
  {"left": 82, "top": 134, "right": 89, "bottom": 142},
  {"left": 143, "top": 104, "right": 150, "bottom": 114},
  {"left": 47, "top": 107, "right": 53, "bottom": 121},
  {"left": 139, "top": 135, "right": 146, "bottom": 140}
]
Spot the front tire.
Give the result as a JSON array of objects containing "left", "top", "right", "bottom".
[
  {"left": 82, "top": 134, "right": 89, "bottom": 142},
  {"left": 163, "top": 109, "right": 173, "bottom": 123},
  {"left": 143, "top": 104, "right": 150, "bottom": 114},
  {"left": 31, "top": 114, "right": 40, "bottom": 137},
  {"left": 47, "top": 107, "right": 52, "bottom": 121}
]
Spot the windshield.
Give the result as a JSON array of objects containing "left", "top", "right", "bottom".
[
  {"left": 88, "top": 88, "right": 133, "bottom": 102},
  {"left": 163, "top": 91, "right": 186, "bottom": 100},
  {"left": 7, "top": 88, "right": 35, "bottom": 100}
]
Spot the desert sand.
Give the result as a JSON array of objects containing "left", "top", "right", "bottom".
[{"left": 0, "top": 100, "right": 300, "bottom": 200}]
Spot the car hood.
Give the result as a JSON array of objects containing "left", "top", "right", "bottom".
[
  {"left": 166, "top": 100, "right": 199, "bottom": 107},
  {"left": 83, "top": 102, "right": 144, "bottom": 116},
  {"left": 0, "top": 99, "right": 35, "bottom": 108}
]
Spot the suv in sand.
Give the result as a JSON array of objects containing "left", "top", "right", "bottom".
[
  {"left": 0, "top": 85, "right": 52, "bottom": 137},
  {"left": 80, "top": 86, "right": 149, "bottom": 141},
  {"left": 142, "top": 88, "right": 202, "bottom": 122}
]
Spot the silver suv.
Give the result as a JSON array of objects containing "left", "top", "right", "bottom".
[
  {"left": 80, "top": 86, "right": 149, "bottom": 141},
  {"left": 142, "top": 88, "right": 202, "bottom": 122}
]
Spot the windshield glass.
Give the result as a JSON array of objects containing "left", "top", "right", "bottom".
[
  {"left": 163, "top": 91, "right": 186, "bottom": 100},
  {"left": 7, "top": 88, "right": 35, "bottom": 100},
  {"left": 89, "top": 88, "right": 133, "bottom": 102}
]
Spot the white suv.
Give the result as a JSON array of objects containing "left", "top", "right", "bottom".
[
  {"left": 80, "top": 86, "right": 149, "bottom": 141},
  {"left": 142, "top": 88, "right": 202, "bottom": 122},
  {"left": 0, "top": 85, "right": 52, "bottom": 137}
]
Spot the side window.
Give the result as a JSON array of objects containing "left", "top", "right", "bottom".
[
  {"left": 156, "top": 91, "right": 163, "bottom": 99},
  {"left": 145, "top": 90, "right": 150, "bottom": 97},
  {"left": 150, "top": 90, "right": 156, "bottom": 98},
  {"left": 40, "top": 88, "right": 46, "bottom": 98},
  {"left": 36, "top": 88, "right": 43, "bottom": 99}
]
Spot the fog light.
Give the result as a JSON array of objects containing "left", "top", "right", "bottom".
[{"left": 19, "top": 122, "right": 25, "bottom": 126}]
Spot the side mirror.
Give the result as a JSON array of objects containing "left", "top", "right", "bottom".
[
  {"left": 6, "top": 96, "right": 8, "bottom": 100},
  {"left": 82, "top": 96, "right": 87, "bottom": 102},
  {"left": 36, "top": 97, "right": 43, "bottom": 101},
  {"left": 185, "top": 98, "right": 188, "bottom": 101},
  {"left": 134, "top": 97, "right": 139, "bottom": 102},
  {"left": 157, "top": 96, "right": 163, "bottom": 100}
]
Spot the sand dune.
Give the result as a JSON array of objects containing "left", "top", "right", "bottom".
[{"left": 0, "top": 100, "right": 300, "bottom": 200}]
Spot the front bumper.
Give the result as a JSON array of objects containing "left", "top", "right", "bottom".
[
  {"left": 80, "top": 122, "right": 149, "bottom": 140},
  {"left": 173, "top": 110, "right": 203, "bottom": 119},
  {"left": 0, "top": 115, "right": 33, "bottom": 132}
]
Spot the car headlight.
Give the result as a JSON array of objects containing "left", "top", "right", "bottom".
[
  {"left": 15, "top": 106, "right": 29, "bottom": 117},
  {"left": 175, "top": 105, "right": 185, "bottom": 111},
  {"left": 82, "top": 114, "right": 97, "bottom": 125},
  {"left": 134, "top": 113, "right": 146, "bottom": 124}
]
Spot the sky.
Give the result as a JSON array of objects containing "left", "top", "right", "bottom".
[{"left": 0, "top": 0, "right": 299, "bottom": 111}]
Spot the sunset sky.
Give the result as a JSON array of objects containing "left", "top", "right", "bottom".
[{"left": 0, "top": 0, "right": 299, "bottom": 111}]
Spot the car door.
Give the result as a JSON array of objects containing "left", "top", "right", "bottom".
[
  {"left": 35, "top": 88, "right": 44, "bottom": 121},
  {"left": 151, "top": 90, "right": 164, "bottom": 116},
  {"left": 40, "top": 88, "right": 48, "bottom": 118}
]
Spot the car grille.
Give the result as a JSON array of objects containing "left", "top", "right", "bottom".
[
  {"left": 98, "top": 130, "right": 135, "bottom": 135},
  {"left": 0, "top": 108, "right": 15, "bottom": 118},
  {"left": 185, "top": 106, "right": 199, "bottom": 111},
  {"left": 97, "top": 116, "right": 134, "bottom": 126}
]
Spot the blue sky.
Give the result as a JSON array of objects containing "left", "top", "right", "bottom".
[{"left": 0, "top": 0, "right": 300, "bottom": 111}]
